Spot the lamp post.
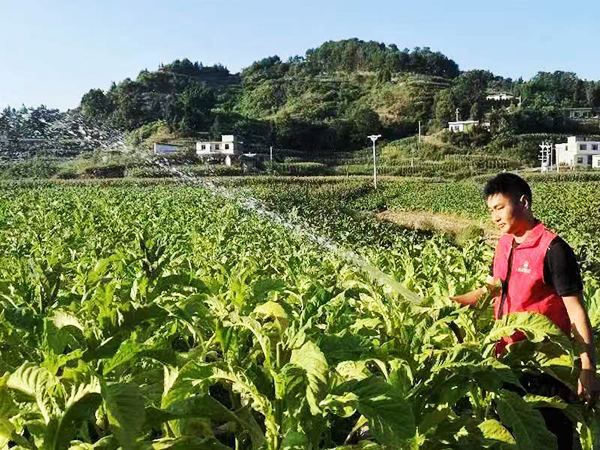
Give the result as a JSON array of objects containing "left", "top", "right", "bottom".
[{"left": 368, "top": 134, "right": 381, "bottom": 189}]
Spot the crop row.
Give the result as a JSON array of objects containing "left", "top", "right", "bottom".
[{"left": 0, "top": 182, "right": 598, "bottom": 449}]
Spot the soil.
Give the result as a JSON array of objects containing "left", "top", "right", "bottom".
[{"left": 376, "top": 210, "right": 501, "bottom": 244}]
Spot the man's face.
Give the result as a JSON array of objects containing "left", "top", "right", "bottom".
[{"left": 486, "top": 193, "right": 528, "bottom": 235}]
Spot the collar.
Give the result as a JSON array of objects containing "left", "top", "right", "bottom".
[{"left": 509, "top": 221, "right": 545, "bottom": 250}]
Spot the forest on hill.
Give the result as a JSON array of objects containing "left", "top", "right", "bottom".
[{"left": 3, "top": 38, "right": 600, "bottom": 162}]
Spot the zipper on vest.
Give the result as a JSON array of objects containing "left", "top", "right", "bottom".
[{"left": 498, "top": 243, "right": 516, "bottom": 319}]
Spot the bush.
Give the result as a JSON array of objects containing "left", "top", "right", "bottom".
[
  {"left": 82, "top": 164, "right": 126, "bottom": 178},
  {"left": 126, "top": 164, "right": 244, "bottom": 178},
  {"left": 267, "top": 161, "right": 331, "bottom": 176},
  {"left": 0, "top": 159, "right": 61, "bottom": 179}
]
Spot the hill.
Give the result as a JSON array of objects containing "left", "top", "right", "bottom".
[{"left": 3, "top": 38, "right": 600, "bottom": 169}]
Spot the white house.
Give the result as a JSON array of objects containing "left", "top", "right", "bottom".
[
  {"left": 486, "top": 93, "right": 515, "bottom": 101},
  {"left": 593, "top": 155, "right": 600, "bottom": 169},
  {"left": 555, "top": 136, "right": 600, "bottom": 168},
  {"left": 563, "top": 108, "right": 600, "bottom": 120},
  {"left": 448, "top": 120, "right": 490, "bottom": 133},
  {"left": 154, "top": 143, "right": 183, "bottom": 155},
  {"left": 196, "top": 135, "right": 239, "bottom": 166}
]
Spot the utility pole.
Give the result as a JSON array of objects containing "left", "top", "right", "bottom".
[
  {"left": 455, "top": 108, "right": 460, "bottom": 122},
  {"left": 418, "top": 121, "right": 421, "bottom": 142},
  {"left": 368, "top": 134, "right": 381, "bottom": 189},
  {"left": 270, "top": 146, "right": 273, "bottom": 162}
]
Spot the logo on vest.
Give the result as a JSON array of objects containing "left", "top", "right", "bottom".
[{"left": 516, "top": 261, "right": 531, "bottom": 274}]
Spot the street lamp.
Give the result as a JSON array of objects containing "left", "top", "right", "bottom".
[{"left": 368, "top": 134, "right": 381, "bottom": 189}]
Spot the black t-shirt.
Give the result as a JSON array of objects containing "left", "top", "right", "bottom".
[{"left": 489, "top": 236, "right": 583, "bottom": 296}]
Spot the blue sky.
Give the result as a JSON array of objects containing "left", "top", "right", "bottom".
[{"left": 1, "top": 0, "right": 599, "bottom": 111}]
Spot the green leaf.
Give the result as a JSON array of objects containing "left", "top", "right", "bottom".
[
  {"left": 352, "top": 377, "right": 416, "bottom": 444},
  {"left": 7, "top": 363, "right": 57, "bottom": 423},
  {"left": 50, "top": 310, "right": 84, "bottom": 332},
  {"left": 102, "top": 335, "right": 176, "bottom": 376},
  {"left": 318, "top": 334, "right": 375, "bottom": 363},
  {"left": 523, "top": 394, "right": 568, "bottom": 409},
  {"left": 252, "top": 278, "right": 287, "bottom": 302},
  {"left": 102, "top": 337, "right": 142, "bottom": 376},
  {"left": 0, "top": 417, "right": 15, "bottom": 441},
  {"left": 147, "top": 395, "right": 265, "bottom": 448},
  {"left": 478, "top": 419, "right": 517, "bottom": 448},
  {"left": 102, "top": 383, "right": 145, "bottom": 450},
  {"left": 290, "top": 341, "right": 328, "bottom": 415},
  {"left": 496, "top": 390, "right": 557, "bottom": 450},
  {"left": 274, "top": 363, "right": 305, "bottom": 404},
  {"left": 281, "top": 430, "right": 309, "bottom": 450},
  {"left": 320, "top": 392, "right": 359, "bottom": 418},
  {"left": 1, "top": 307, "right": 43, "bottom": 332},
  {"left": 162, "top": 361, "right": 213, "bottom": 408},
  {"left": 0, "top": 382, "right": 18, "bottom": 420},
  {"left": 486, "top": 313, "right": 569, "bottom": 348},
  {"left": 150, "top": 437, "right": 231, "bottom": 450},
  {"left": 335, "top": 361, "right": 371, "bottom": 382},
  {"left": 254, "top": 300, "right": 289, "bottom": 329},
  {"left": 579, "top": 414, "right": 600, "bottom": 450},
  {"left": 47, "top": 380, "right": 102, "bottom": 450}
]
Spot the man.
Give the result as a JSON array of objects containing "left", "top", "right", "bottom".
[{"left": 450, "top": 173, "right": 597, "bottom": 447}]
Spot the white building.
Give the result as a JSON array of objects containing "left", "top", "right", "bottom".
[
  {"left": 448, "top": 120, "right": 490, "bottom": 133},
  {"left": 486, "top": 93, "right": 515, "bottom": 101},
  {"left": 154, "top": 143, "right": 183, "bottom": 155},
  {"left": 555, "top": 136, "right": 600, "bottom": 168},
  {"left": 196, "top": 135, "right": 239, "bottom": 166},
  {"left": 563, "top": 108, "right": 600, "bottom": 120},
  {"left": 593, "top": 155, "right": 600, "bottom": 169}
]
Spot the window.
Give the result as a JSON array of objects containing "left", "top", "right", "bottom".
[
  {"left": 215, "top": 144, "right": 220, "bottom": 150},
  {"left": 592, "top": 144, "right": 598, "bottom": 151},
  {"left": 580, "top": 144, "right": 587, "bottom": 151},
  {"left": 577, "top": 157, "right": 584, "bottom": 164},
  {"left": 225, "top": 144, "right": 230, "bottom": 150}
]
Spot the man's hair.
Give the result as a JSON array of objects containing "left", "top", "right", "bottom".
[{"left": 483, "top": 173, "right": 532, "bottom": 204}]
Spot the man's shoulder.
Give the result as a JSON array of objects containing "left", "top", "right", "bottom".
[{"left": 547, "top": 235, "right": 576, "bottom": 256}]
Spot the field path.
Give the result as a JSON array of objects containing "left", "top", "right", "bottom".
[{"left": 376, "top": 209, "right": 500, "bottom": 244}]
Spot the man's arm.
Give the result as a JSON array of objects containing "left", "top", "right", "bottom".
[
  {"left": 451, "top": 276, "right": 499, "bottom": 307},
  {"left": 562, "top": 293, "right": 598, "bottom": 401}
]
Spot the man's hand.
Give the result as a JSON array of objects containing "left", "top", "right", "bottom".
[
  {"left": 563, "top": 293, "right": 598, "bottom": 404},
  {"left": 578, "top": 369, "right": 600, "bottom": 404},
  {"left": 450, "top": 277, "right": 500, "bottom": 307},
  {"left": 450, "top": 289, "right": 484, "bottom": 306}
]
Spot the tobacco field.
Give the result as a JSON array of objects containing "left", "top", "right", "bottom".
[{"left": 0, "top": 179, "right": 599, "bottom": 450}]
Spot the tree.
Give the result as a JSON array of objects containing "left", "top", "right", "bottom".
[
  {"left": 527, "top": 71, "right": 580, "bottom": 107},
  {"left": 452, "top": 70, "right": 493, "bottom": 113},
  {"left": 210, "top": 115, "right": 223, "bottom": 140},
  {"left": 434, "top": 89, "right": 455, "bottom": 126},
  {"left": 585, "top": 82, "right": 600, "bottom": 108},
  {"left": 377, "top": 69, "right": 392, "bottom": 84},
  {"left": 350, "top": 107, "right": 381, "bottom": 145},
  {"left": 169, "top": 85, "right": 216, "bottom": 134},
  {"left": 81, "top": 89, "right": 114, "bottom": 119},
  {"left": 470, "top": 102, "right": 484, "bottom": 120}
]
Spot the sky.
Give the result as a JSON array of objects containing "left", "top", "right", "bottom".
[{"left": 1, "top": 0, "right": 599, "bottom": 112}]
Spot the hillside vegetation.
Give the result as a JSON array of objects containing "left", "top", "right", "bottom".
[{"left": 3, "top": 38, "right": 600, "bottom": 167}]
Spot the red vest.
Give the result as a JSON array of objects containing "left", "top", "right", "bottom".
[{"left": 492, "top": 222, "right": 571, "bottom": 354}]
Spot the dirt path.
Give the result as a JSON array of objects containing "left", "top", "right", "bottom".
[{"left": 376, "top": 210, "right": 500, "bottom": 244}]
